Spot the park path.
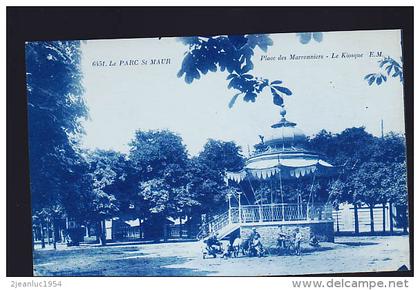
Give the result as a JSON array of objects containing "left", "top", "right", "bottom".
[
  {"left": 158, "top": 236, "right": 410, "bottom": 276},
  {"left": 33, "top": 235, "right": 410, "bottom": 276}
]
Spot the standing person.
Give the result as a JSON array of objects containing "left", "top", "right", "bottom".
[
  {"left": 277, "top": 226, "right": 288, "bottom": 255},
  {"left": 294, "top": 228, "right": 302, "bottom": 256}
]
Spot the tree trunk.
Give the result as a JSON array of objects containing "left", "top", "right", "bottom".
[
  {"left": 382, "top": 203, "right": 386, "bottom": 232},
  {"left": 60, "top": 228, "right": 65, "bottom": 243},
  {"left": 389, "top": 202, "right": 394, "bottom": 233},
  {"left": 52, "top": 219, "right": 57, "bottom": 250},
  {"left": 402, "top": 205, "right": 408, "bottom": 234},
  {"left": 369, "top": 205, "right": 375, "bottom": 233},
  {"left": 32, "top": 228, "right": 35, "bottom": 251},
  {"left": 56, "top": 222, "right": 61, "bottom": 243},
  {"left": 353, "top": 204, "right": 359, "bottom": 234},
  {"left": 163, "top": 223, "right": 168, "bottom": 242},
  {"left": 100, "top": 219, "right": 107, "bottom": 246},
  {"left": 40, "top": 222, "right": 45, "bottom": 248},
  {"left": 187, "top": 216, "right": 192, "bottom": 238},
  {"left": 95, "top": 222, "right": 100, "bottom": 243},
  {"left": 335, "top": 211, "right": 340, "bottom": 233},
  {"left": 138, "top": 218, "right": 142, "bottom": 240},
  {"left": 179, "top": 216, "right": 183, "bottom": 238},
  {"left": 46, "top": 221, "right": 51, "bottom": 245}
]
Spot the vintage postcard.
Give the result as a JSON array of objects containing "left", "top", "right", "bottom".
[{"left": 26, "top": 29, "right": 409, "bottom": 276}]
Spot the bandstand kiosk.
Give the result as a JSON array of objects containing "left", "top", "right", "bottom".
[{"left": 205, "top": 106, "right": 336, "bottom": 248}]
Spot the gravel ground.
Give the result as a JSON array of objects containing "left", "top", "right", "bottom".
[{"left": 33, "top": 235, "right": 410, "bottom": 276}]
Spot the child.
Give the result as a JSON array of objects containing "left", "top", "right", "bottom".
[
  {"left": 276, "top": 226, "right": 288, "bottom": 255},
  {"left": 294, "top": 228, "right": 302, "bottom": 255}
]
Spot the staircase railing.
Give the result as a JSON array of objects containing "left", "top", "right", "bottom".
[{"left": 196, "top": 211, "right": 230, "bottom": 240}]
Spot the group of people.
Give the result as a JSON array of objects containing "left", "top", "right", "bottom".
[
  {"left": 203, "top": 227, "right": 266, "bottom": 259},
  {"left": 276, "top": 226, "right": 320, "bottom": 256},
  {"left": 276, "top": 227, "right": 302, "bottom": 255},
  {"left": 203, "top": 226, "right": 320, "bottom": 259},
  {"left": 241, "top": 227, "right": 266, "bottom": 257}
]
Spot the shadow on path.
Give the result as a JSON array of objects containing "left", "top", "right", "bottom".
[
  {"left": 335, "top": 241, "right": 379, "bottom": 247},
  {"left": 34, "top": 246, "right": 214, "bottom": 276}
]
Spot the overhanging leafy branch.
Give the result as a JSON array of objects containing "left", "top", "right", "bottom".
[
  {"left": 177, "top": 34, "right": 293, "bottom": 109},
  {"left": 364, "top": 57, "right": 404, "bottom": 86}
]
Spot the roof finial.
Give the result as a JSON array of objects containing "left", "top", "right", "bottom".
[
  {"left": 280, "top": 105, "right": 287, "bottom": 120},
  {"left": 271, "top": 104, "right": 296, "bottom": 128}
]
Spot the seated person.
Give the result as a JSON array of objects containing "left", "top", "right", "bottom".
[
  {"left": 250, "top": 234, "right": 265, "bottom": 257},
  {"left": 276, "top": 227, "right": 288, "bottom": 249},
  {"left": 309, "top": 233, "right": 320, "bottom": 247},
  {"left": 252, "top": 235, "right": 261, "bottom": 245},
  {"left": 249, "top": 227, "right": 261, "bottom": 240},
  {"left": 206, "top": 232, "right": 222, "bottom": 251}
]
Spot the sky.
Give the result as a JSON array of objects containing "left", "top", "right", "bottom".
[{"left": 79, "top": 29, "right": 405, "bottom": 157}]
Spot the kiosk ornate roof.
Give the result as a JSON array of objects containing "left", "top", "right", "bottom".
[
  {"left": 264, "top": 106, "right": 306, "bottom": 148},
  {"left": 226, "top": 105, "right": 335, "bottom": 181}
]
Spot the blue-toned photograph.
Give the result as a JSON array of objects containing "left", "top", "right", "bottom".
[{"left": 26, "top": 29, "right": 410, "bottom": 276}]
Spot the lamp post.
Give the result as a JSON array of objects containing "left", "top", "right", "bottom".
[
  {"left": 227, "top": 192, "right": 232, "bottom": 224},
  {"left": 237, "top": 190, "right": 242, "bottom": 223}
]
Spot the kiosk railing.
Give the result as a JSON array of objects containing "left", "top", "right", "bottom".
[
  {"left": 233, "top": 203, "right": 333, "bottom": 223},
  {"left": 197, "top": 203, "right": 333, "bottom": 239}
]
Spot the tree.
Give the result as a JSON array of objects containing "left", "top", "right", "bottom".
[
  {"left": 32, "top": 204, "right": 65, "bottom": 250},
  {"left": 198, "top": 139, "right": 244, "bottom": 172},
  {"left": 129, "top": 130, "right": 194, "bottom": 240},
  {"left": 189, "top": 140, "right": 244, "bottom": 216},
  {"left": 129, "top": 130, "right": 188, "bottom": 179},
  {"left": 26, "top": 40, "right": 89, "bottom": 245},
  {"left": 177, "top": 34, "right": 292, "bottom": 109},
  {"left": 309, "top": 127, "right": 377, "bottom": 178},
  {"left": 370, "top": 133, "right": 407, "bottom": 164},
  {"left": 308, "top": 127, "right": 376, "bottom": 208},
  {"left": 378, "top": 159, "right": 408, "bottom": 233},
  {"left": 187, "top": 157, "right": 225, "bottom": 215},
  {"left": 326, "top": 179, "right": 347, "bottom": 209},
  {"left": 309, "top": 128, "right": 408, "bottom": 233},
  {"left": 85, "top": 149, "right": 128, "bottom": 245},
  {"left": 362, "top": 51, "right": 407, "bottom": 230},
  {"left": 254, "top": 186, "right": 271, "bottom": 204},
  {"left": 349, "top": 162, "right": 387, "bottom": 233},
  {"left": 370, "top": 133, "right": 408, "bottom": 232},
  {"left": 138, "top": 178, "right": 171, "bottom": 240},
  {"left": 389, "top": 162, "right": 409, "bottom": 233}
]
